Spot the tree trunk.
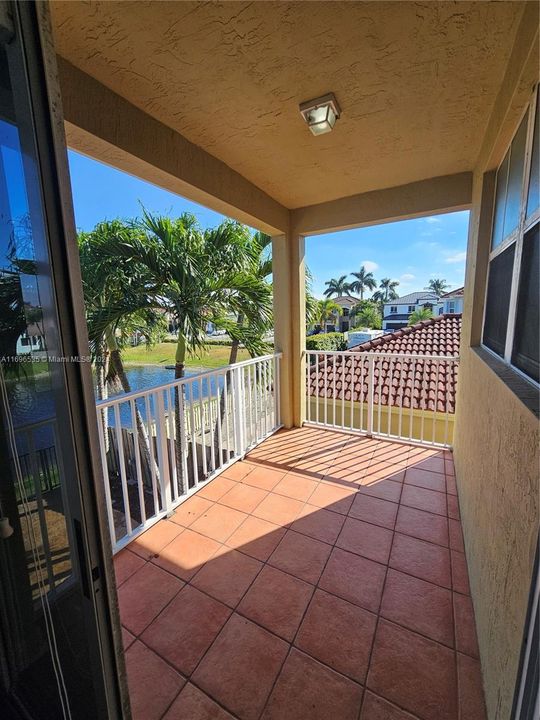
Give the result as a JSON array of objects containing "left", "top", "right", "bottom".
[
  {"left": 174, "top": 334, "right": 189, "bottom": 494},
  {"left": 105, "top": 328, "right": 159, "bottom": 488},
  {"left": 95, "top": 342, "right": 110, "bottom": 453},
  {"left": 213, "top": 313, "right": 243, "bottom": 464}
]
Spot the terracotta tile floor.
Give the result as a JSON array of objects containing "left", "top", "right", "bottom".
[{"left": 114, "top": 427, "right": 487, "bottom": 720}]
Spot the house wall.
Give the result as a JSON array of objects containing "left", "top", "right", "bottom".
[{"left": 453, "top": 9, "right": 539, "bottom": 718}]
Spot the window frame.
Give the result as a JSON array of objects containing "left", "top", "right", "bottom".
[
  {"left": 481, "top": 85, "right": 539, "bottom": 387},
  {"left": 390, "top": 306, "right": 397, "bottom": 313}
]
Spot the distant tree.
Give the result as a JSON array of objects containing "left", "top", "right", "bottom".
[
  {"left": 324, "top": 275, "right": 350, "bottom": 298},
  {"left": 315, "top": 299, "right": 343, "bottom": 330},
  {"left": 349, "top": 266, "right": 377, "bottom": 300},
  {"left": 372, "top": 277, "right": 400, "bottom": 304},
  {"left": 351, "top": 300, "right": 382, "bottom": 329},
  {"left": 425, "top": 278, "right": 449, "bottom": 296},
  {"left": 408, "top": 307, "right": 433, "bottom": 325}
]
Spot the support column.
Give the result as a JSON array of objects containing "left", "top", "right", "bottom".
[{"left": 272, "top": 232, "right": 306, "bottom": 428}]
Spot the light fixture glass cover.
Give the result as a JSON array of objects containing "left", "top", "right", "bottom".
[{"left": 299, "top": 93, "right": 341, "bottom": 135}]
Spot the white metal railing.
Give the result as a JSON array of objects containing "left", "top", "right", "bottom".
[
  {"left": 305, "top": 350, "right": 459, "bottom": 448},
  {"left": 96, "top": 354, "right": 281, "bottom": 553}
]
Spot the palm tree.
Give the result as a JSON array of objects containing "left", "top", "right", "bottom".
[
  {"left": 100, "top": 211, "right": 272, "bottom": 490},
  {"left": 324, "top": 275, "right": 350, "bottom": 298},
  {"left": 316, "top": 299, "right": 343, "bottom": 330},
  {"left": 409, "top": 307, "right": 433, "bottom": 325},
  {"left": 425, "top": 278, "right": 449, "bottom": 296},
  {"left": 351, "top": 301, "right": 382, "bottom": 329},
  {"left": 349, "top": 266, "right": 376, "bottom": 300},
  {"left": 372, "top": 278, "right": 400, "bottom": 310}
]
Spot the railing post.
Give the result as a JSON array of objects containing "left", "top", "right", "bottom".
[
  {"left": 231, "top": 365, "right": 246, "bottom": 456},
  {"left": 367, "top": 354, "right": 375, "bottom": 437},
  {"left": 155, "top": 390, "right": 173, "bottom": 514},
  {"left": 274, "top": 354, "right": 281, "bottom": 427}
]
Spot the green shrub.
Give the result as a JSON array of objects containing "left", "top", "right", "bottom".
[{"left": 306, "top": 332, "right": 347, "bottom": 352}]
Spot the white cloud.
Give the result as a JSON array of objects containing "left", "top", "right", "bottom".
[
  {"left": 445, "top": 251, "right": 467, "bottom": 264},
  {"left": 425, "top": 216, "right": 442, "bottom": 224},
  {"left": 400, "top": 273, "right": 415, "bottom": 282},
  {"left": 361, "top": 260, "right": 379, "bottom": 272}
]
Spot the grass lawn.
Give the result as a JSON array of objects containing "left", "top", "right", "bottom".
[{"left": 122, "top": 342, "right": 252, "bottom": 369}]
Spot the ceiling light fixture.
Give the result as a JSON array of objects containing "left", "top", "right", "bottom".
[{"left": 299, "top": 93, "right": 341, "bottom": 135}]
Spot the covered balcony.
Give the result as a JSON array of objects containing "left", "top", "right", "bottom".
[{"left": 114, "top": 426, "right": 483, "bottom": 720}]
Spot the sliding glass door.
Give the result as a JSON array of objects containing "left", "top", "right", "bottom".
[{"left": 0, "top": 3, "right": 122, "bottom": 718}]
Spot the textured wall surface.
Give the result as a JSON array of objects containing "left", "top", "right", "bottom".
[
  {"left": 50, "top": 1, "right": 523, "bottom": 208},
  {"left": 453, "top": 350, "right": 538, "bottom": 720}
]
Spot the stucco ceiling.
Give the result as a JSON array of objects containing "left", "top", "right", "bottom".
[{"left": 50, "top": 1, "right": 524, "bottom": 209}]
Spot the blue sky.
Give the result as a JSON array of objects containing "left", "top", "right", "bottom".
[{"left": 68, "top": 150, "right": 469, "bottom": 298}]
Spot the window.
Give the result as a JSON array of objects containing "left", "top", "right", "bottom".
[
  {"left": 447, "top": 301, "right": 455, "bottom": 313},
  {"left": 342, "top": 307, "right": 349, "bottom": 316},
  {"left": 407, "top": 305, "right": 415, "bottom": 312},
  {"left": 482, "top": 87, "right": 539, "bottom": 385},
  {"left": 390, "top": 306, "right": 397, "bottom": 313}
]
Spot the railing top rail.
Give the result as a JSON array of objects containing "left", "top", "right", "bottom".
[
  {"left": 305, "top": 350, "right": 460, "bottom": 362},
  {"left": 96, "top": 352, "right": 282, "bottom": 408}
]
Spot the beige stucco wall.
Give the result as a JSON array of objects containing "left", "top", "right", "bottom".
[{"left": 453, "top": 8, "right": 539, "bottom": 717}]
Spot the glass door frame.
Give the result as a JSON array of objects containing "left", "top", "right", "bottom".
[{"left": 1, "top": 1, "right": 127, "bottom": 716}]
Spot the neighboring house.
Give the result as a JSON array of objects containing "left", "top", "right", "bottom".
[
  {"left": 308, "top": 314, "right": 462, "bottom": 443},
  {"left": 324, "top": 294, "right": 359, "bottom": 333},
  {"left": 382, "top": 290, "right": 439, "bottom": 331},
  {"left": 436, "top": 286, "right": 464, "bottom": 315}
]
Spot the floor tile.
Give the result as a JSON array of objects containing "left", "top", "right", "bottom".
[
  {"left": 130, "top": 519, "right": 183, "bottom": 559},
  {"left": 367, "top": 620, "right": 457, "bottom": 720},
  {"left": 454, "top": 592, "right": 479, "bottom": 658},
  {"left": 262, "top": 648, "right": 363, "bottom": 720},
  {"left": 336, "top": 517, "right": 393, "bottom": 565},
  {"left": 273, "top": 472, "right": 319, "bottom": 502},
  {"left": 218, "top": 482, "right": 268, "bottom": 514},
  {"left": 446, "top": 474, "right": 458, "bottom": 495},
  {"left": 141, "top": 584, "right": 231, "bottom": 675},
  {"left": 238, "top": 565, "right": 313, "bottom": 641},
  {"left": 359, "top": 477, "right": 402, "bottom": 503},
  {"left": 241, "top": 465, "right": 286, "bottom": 490},
  {"left": 253, "top": 493, "right": 305, "bottom": 526},
  {"left": 191, "top": 503, "right": 248, "bottom": 543},
  {"left": 308, "top": 482, "right": 356, "bottom": 515},
  {"left": 360, "top": 692, "right": 419, "bottom": 719},
  {"left": 295, "top": 589, "right": 376, "bottom": 683},
  {"left": 122, "top": 626, "right": 136, "bottom": 651},
  {"left": 125, "top": 640, "right": 185, "bottom": 720},
  {"left": 451, "top": 549, "right": 471, "bottom": 595},
  {"left": 319, "top": 547, "right": 386, "bottom": 613},
  {"left": 448, "top": 518, "right": 465, "bottom": 552},
  {"left": 118, "top": 562, "right": 184, "bottom": 635},
  {"left": 221, "top": 461, "right": 255, "bottom": 481},
  {"left": 400, "top": 485, "right": 447, "bottom": 516},
  {"left": 152, "top": 528, "right": 222, "bottom": 581},
  {"left": 163, "top": 683, "right": 235, "bottom": 719},
  {"left": 114, "top": 548, "right": 145, "bottom": 586},
  {"left": 389, "top": 533, "right": 451, "bottom": 589},
  {"left": 447, "top": 494, "right": 460, "bottom": 520},
  {"left": 348, "top": 494, "right": 398, "bottom": 529},
  {"left": 412, "top": 455, "right": 446, "bottom": 474},
  {"left": 191, "top": 546, "right": 263, "bottom": 607},
  {"left": 170, "top": 495, "right": 215, "bottom": 528},
  {"left": 457, "top": 653, "right": 487, "bottom": 720},
  {"left": 404, "top": 467, "right": 446, "bottom": 493},
  {"left": 192, "top": 614, "right": 289, "bottom": 720},
  {"left": 269, "top": 530, "right": 332, "bottom": 584},
  {"left": 290, "top": 503, "right": 346, "bottom": 544},
  {"left": 395, "top": 505, "right": 449, "bottom": 547},
  {"left": 225, "top": 514, "right": 286, "bottom": 561},
  {"left": 380, "top": 569, "right": 454, "bottom": 647},
  {"left": 445, "top": 458, "right": 456, "bottom": 477},
  {"left": 197, "top": 476, "right": 237, "bottom": 501}
]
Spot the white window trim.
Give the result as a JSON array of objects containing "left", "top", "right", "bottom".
[{"left": 481, "top": 85, "right": 539, "bottom": 387}]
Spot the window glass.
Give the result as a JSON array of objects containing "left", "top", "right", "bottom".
[
  {"left": 483, "top": 243, "right": 515, "bottom": 357},
  {"left": 503, "top": 114, "right": 528, "bottom": 240},
  {"left": 492, "top": 150, "right": 510, "bottom": 250},
  {"left": 512, "top": 224, "right": 539, "bottom": 382},
  {"left": 526, "top": 95, "right": 539, "bottom": 219}
]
